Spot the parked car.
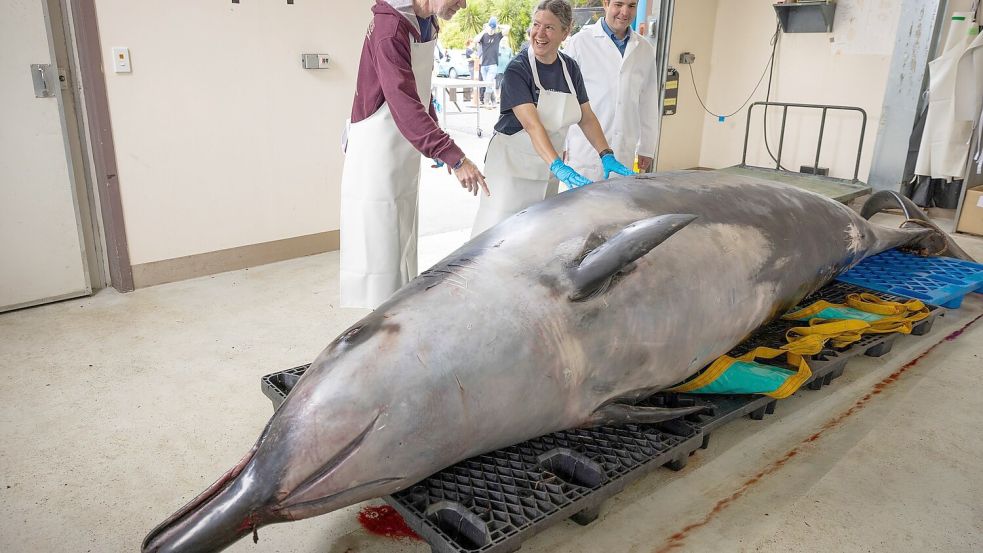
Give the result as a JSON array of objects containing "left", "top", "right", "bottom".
[{"left": 435, "top": 48, "right": 473, "bottom": 79}]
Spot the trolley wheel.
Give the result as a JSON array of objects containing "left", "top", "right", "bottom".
[{"left": 477, "top": 129, "right": 483, "bottom": 138}]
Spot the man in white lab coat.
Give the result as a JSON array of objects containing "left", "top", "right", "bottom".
[{"left": 564, "top": 0, "right": 660, "bottom": 180}]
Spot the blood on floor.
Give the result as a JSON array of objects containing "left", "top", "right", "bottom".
[{"left": 357, "top": 505, "right": 422, "bottom": 541}]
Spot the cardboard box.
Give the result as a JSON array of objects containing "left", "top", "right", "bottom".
[{"left": 956, "top": 185, "right": 983, "bottom": 236}]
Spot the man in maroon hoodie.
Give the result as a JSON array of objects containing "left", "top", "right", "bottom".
[{"left": 340, "top": 0, "right": 488, "bottom": 309}]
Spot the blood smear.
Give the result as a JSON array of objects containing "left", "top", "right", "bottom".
[{"left": 357, "top": 505, "right": 422, "bottom": 541}]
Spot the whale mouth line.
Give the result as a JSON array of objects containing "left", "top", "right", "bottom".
[
  {"left": 276, "top": 476, "right": 406, "bottom": 518},
  {"left": 280, "top": 412, "right": 382, "bottom": 508}
]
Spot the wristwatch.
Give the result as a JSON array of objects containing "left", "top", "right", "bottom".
[
  {"left": 453, "top": 157, "right": 466, "bottom": 170},
  {"left": 598, "top": 148, "right": 613, "bottom": 158}
]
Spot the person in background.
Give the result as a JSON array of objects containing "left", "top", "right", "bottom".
[
  {"left": 468, "top": 37, "right": 482, "bottom": 107},
  {"left": 464, "top": 38, "right": 477, "bottom": 102},
  {"left": 476, "top": 16, "right": 505, "bottom": 106},
  {"left": 564, "top": 0, "right": 660, "bottom": 180},
  {"left": 495, "top": 41, "right": 513, "bottom": 105},
  {"left": 340, "top": 0, "right": 488, "bottom": 310},
  {"left": 471, "top": 0, "right": 634, "bottom": 236}
]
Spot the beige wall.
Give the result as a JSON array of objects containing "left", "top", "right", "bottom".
[
  {"left": 656, "top": 0, "right": 719, "bottom": 171},
  {"left": 93, "top": 0, "right": 372, "bottom": 265},
  {"left": 689, "top": 0, "right": 903, "bottom": 181}
]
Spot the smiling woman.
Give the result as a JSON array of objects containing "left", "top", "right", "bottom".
[{"left": 470, "top": 0, "right": 636, "bottom": 236}]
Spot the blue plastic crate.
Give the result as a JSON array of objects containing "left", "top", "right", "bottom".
[{"left": 837, "top": 249, "right": 983, "bottom": 308}]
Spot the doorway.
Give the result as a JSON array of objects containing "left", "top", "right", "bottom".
[{"left": 1, "top": 0, "right": 95, "bottom": 312}]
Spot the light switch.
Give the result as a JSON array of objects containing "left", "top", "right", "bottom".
[{"left": 112, "top": 47, "right": 131, "bottom": 73}]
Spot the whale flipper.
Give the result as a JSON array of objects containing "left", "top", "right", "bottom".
[{"left": 569, "top": 214, "right": 697, "bottom": 300}]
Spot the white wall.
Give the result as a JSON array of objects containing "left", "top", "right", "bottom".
[
  {"left": 656, "top": 0, "right": 719, "bottom": 171},
  {"left": 93, "top": 0, "right": 372, "bottom": 265},
  {"left": 694, "top": 0, "right": 904, "bottom": 181}
]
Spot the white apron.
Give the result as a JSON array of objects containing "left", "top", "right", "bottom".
[
  {"left": 954, "top": 30, "right": 983, "bottom": 175},
  {"left": 471, "top": 49, "right": 582, "bottom": 237},
  {"left": 915, "top": 13, "right": 976, "bottom": 180},
  {"left": 339, "top": 35, "right": 436, "bottom": 309}
]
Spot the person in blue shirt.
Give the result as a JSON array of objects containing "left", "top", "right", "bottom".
[
  {"left": 471, "top": 0, "right": 634, "bottom": 236},
  {"left": 476, "top": 17, "right": 505, "bottom": 105}
]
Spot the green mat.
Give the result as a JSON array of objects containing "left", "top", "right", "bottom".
[{"left": 717, "top": 166, "right": 871, "bottom": 203}]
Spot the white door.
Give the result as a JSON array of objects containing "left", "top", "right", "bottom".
[{"left": 1, "top": 1, "right": 91, "bottom": 312}]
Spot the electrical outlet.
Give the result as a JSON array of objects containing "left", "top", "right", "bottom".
[
  {"left": 112, "top": 47, "right": 131, "bottom": 73},
  {"left": 679, "top": 52, "right": 695, "bottom": 64}
]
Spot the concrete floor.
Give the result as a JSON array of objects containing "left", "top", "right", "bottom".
[
  {"left": 417, "top": 103, "right": 497, "bottom": 243},
  {"left": 3, "top": 134, "right": 983, "bottom": 553}
]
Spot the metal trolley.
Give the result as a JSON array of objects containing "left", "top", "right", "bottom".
[{"left": 432, "top": 77, "right": 485, "bottom": 137}]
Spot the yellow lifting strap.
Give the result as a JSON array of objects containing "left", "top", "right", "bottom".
[
  {"left": 845, "top": 293, "right": 926, "bottom": 316},
  {"left": 669, "top": 294, "right": 928, "bottom": 399},
  {"left": 668, "top": 347, "right": 812, "bottom": 400},
  {"left": 780, "top": 293, "right": 930, "bottom": 356}
]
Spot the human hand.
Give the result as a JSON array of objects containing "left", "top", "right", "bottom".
[
  {"left": 453, "top": 158, "right": 489, "bottom": 197},
  {"left": 550, "top": 159, "right": 593, "bottom": 189},
  {"left": 601, "top": 153, "right": 636, "bottom": 179},
  {"left": 637, "top": 155, "right": 653, "bottom": 173}
]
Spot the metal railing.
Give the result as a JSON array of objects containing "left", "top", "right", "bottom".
[{"left": 740, "top": 101, "right": 868, "bottom": 182}]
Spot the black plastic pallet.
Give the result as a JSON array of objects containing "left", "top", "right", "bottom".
[
  {"left": 259, "top": 282, "right": 942, "bottom": 553},
  {"left": 390, "top": 418, "right": 704, "bottom": 552}
]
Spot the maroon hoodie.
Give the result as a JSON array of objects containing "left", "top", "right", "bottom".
[{"left": 350, "top": 0, "right": 464, "bottom": 167}]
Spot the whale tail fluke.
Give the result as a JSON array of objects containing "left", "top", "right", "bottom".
[{"left": 862, "top": 190, "right": 975, "bottom": 262}]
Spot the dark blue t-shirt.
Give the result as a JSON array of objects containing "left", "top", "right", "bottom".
[
  {"left": 417, "top": 16, "right": 434, "bottom": 42},
  {"left": 494, "top": 49, "right": 590, "bottom": 136},
  {"left": 478, "top": 31, "right": 504, "bottom": 67}
]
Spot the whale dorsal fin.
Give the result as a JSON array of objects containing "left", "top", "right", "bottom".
[{"left": 569, "top": 214, "right": 696, "bottom": 301}]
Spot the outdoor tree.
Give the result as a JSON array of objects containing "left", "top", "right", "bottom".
[
  {"left": 491, "top": 0, "right": 535, "bottom": 51},
  {"left": 454, "top": 0, "right": 492, "bottom": 39},
  {"left": 439, "top": 0, "right": 531, "bottom": 50},
  {"left": 440, "top": 0, "right": 603, "bottom": 50}
]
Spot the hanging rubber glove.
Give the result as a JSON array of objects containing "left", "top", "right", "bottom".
[
  {"left": 601, "top": 153, "right": 636, "bottom": 179},
  {"left": 550, "top": 159, "right": 593, "bottom": 189}
]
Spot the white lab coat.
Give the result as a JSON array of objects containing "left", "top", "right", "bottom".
[
  {"left": 563, "top": 20, "right": 660, "bottom": 181},
  {"left": 915, "top": 13, "right": 977, "bottom": 180},
  {"left": 954, "top": 30, "right": 983, "bottom": 174}
]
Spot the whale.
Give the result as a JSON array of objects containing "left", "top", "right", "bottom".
[{"left": 142, "top": 171, "right": 969, "bottom": 552}]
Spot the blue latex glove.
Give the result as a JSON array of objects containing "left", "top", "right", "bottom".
[
  {"left": 601, "top": 153, "right": 635, "bottom": 179},
  {"left": 431, "top": 158, "right": 445, "bottom": 169},
  {"left": 550, "top": 159, "right": 593, "bottom": 189}
]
